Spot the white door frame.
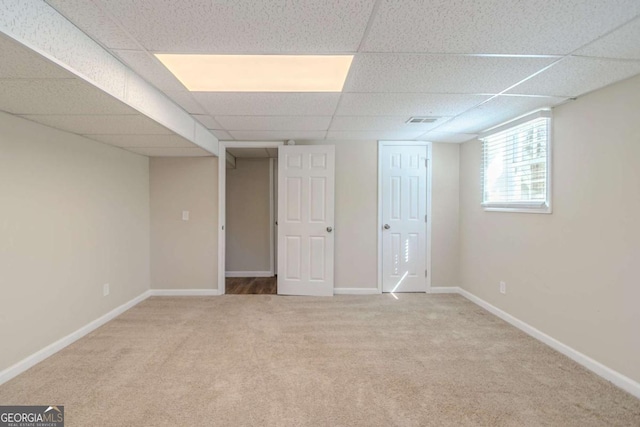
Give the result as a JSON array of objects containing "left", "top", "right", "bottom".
[
  {"left": 377, "top": 141, "right": 432, "bottom": 294},
  {"left": 217, "top": 141, "right": 285, "bottom": 295}
]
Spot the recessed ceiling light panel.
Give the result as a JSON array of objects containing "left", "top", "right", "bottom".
[{"left": 155, "top": 54, "right": 354, "bottom": 92}]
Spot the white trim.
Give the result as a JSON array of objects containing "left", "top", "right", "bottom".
[
  {"left": 218, "top": 141, "right": 227, "bottom": 295},
  {"left": 425, "top": 144, "right": 433, "bottom": 291},
  {"left": 269, "top": 158, "right": 275, "bottom": 276},
  {"left": 377, "top": 141, "right": 432, "bottom": 294},
  {"left": 333, "top": 288, "right": 381, "bottom": 295},
  {"left": 0, "top": 290, "right": 152, "bottom": 386},
  {"left": 149, "top": 289, "right": 220, "bottom": 296},
  {"left": 219, "top": 141, "right": 282, "bottom": 294},
  {"left": 455, "top": 287, "right": 640, "bottom": 399},
  {"left": 225, "top": 271, "right": 274, "bottom": 278},
  {"left": 428, "top": 286, "right": 459, "bottom": 294},
  {"left": 479, "top": 109, "right": 552, "bottom": 138},
  {"left": 224, "top": 141, "right": 285, "bottom": 148}
]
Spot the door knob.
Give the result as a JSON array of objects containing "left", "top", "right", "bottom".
[
  {"left": 326, "top": 226, "right": 333, "bottom": 232},
  {"left": 383, "top": 224, "right": 391, "bottom": 230}
]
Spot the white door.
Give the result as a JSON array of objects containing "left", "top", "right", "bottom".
[
  {"left": 381, "top": 145, "right": 428, "bottom": 292},
  {"left": 278, "top": 145, "right": 335, "bottom": 296}
]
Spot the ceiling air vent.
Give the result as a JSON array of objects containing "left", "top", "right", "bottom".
[{"left": 406, "top": 116, "right": 439, "bottom": 124}]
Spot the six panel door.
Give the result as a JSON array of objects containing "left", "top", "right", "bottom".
[
  {"left": 381, "top": 145, "right": 427, "bottom": 293},
  {"left": 278, "top": 145, "right": 335, "bottom": 296}
]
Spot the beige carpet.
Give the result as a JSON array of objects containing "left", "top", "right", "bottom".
[{"left": 0, "top": 294, "right": 638, "bottom": 426}]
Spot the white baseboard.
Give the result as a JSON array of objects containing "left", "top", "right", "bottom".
[
  {"left": 333, "top": 287, "right": 381, "bottom": 295},
  {"left": 428, "top": 286, "right": 459, "bottom": 294},
  {"left": 455, "top": 287, "right": 640, "bottom": 399},
  {"left": 149, "top": 289, "right": 220, "bottom": 296},
  {"left": 225, "top": 271, "right": 273, "bottom": 278},
  {"left": 0, "top": 290, "right": 152, "bottom": 386},
  {"left": 333, "top": 288, "right": 381, "bottom": 295}
]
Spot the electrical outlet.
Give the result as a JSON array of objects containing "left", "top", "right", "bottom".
[
  {"left": 103, "top": 283, "right": 110, "bottom": 297},
  {"left": 499, "top": 281, "right": 506, "bottom": 294},
  {"left": 182, "top": 210, "right": 190, "bottom": 221}
]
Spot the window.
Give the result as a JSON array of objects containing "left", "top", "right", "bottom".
[{"left": 480, "top": 110, "right": 551, "bottom": 213}]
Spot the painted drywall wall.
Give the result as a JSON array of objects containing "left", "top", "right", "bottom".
[
  {"left": 226, "top": 158, "right": 272, "bottom": 273},
  {"left": 150, "top": 157, "right": 218, "bottom": 290},
  {"left": 0, "top": 112, "right": 150, "bottom": 372},
  {"left": 431, "top": 143, "right": 460, "bottom": 287},
  {"left": 459, "top": 74, "right": 640, "bottom": 383},
  {"left": 299, "top": 140, "right": 459, "bottom": 289}
]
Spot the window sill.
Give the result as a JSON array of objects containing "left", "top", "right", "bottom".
[{"left": 482, "top": 203, "right": 552, "bottom": 214}]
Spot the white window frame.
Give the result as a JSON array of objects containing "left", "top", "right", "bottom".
[{"left": 479, "top": 110, "right": 552, "bottom": 214}]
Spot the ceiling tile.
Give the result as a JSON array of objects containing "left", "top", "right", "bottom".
[
  {"left": 126, "top": 146, "right": 212, "bottom": 157},
  {"left": 96, "top": 0, "right": 375, "bottom": 53},
  {"left": 0, "top": 34, "right": 71, "bottom": 79},
  {"left": 45, "top": 0, "right": 139, "bottom": 50},
  {"left": 434, "top": 95, "right": 568, "bottom": 134},
  {"left": 215, "top": 116, "right": 332, "bottom": 131},
  {"left": 84, "top": 134, "right": 194, "bottom": 148},
  {"left": 330, "top": 115, "right": 450, "bottom": 131},
  {"left": 575, "top": 17, "right": 640, "bottom": 60},
  {"left": 0, "top": 79, "right": 136, "bottom": 115},
  {"left": 326, "top": 130, "right": 426, "bottom": 140},
  {"left": 336, "top": 93, "right": 488, "bottom": 116},
  {"left": 507, "top": 56, "right": 640, "bottom": 97},
  {"left": 210, "top": 129, "right": 233, "bottom": 140},
  {"left": 192, "top": 114, "right": 222, "bottom": 129},
  {"left": 417, "top": 131, "right": 477, "bottom": 143},
  {"left": 226, "top": 148, "right": 269, "bottom": 158},
  {"left": 344, "top": 54, "right": 557, "bottom": 93},
  {"left": 194, "top": 93, "right": 340, "bottom": 116},
  {"left": 113, "top": 50, "right": 186, "bottom": 91},
  {"left": 362, "top": 0, "right": 640, "bottom": 54},
  {"left": 21, "top": 114, "right": 172, "bottom": 135},
  {"left": 163, "top": 90, "right": 207, "bottom": 114},
  {"left": 228, "top": 130, "right": 326, "bottom": 141}
]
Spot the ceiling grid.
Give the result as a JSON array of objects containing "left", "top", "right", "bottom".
[{"left": 1, "top": 0, "right": 639, "bottom": 149}]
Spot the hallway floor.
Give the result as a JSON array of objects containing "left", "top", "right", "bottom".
[{"left": 225, "top": 276, "right": 277, "bottom": 294}]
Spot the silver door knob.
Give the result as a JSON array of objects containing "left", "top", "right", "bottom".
[
  {"left": 326, "top": 226, "right": 333, "bottom": 232},
  {"left": 383, "top": 224, "right": 391, "bottom": 230}
]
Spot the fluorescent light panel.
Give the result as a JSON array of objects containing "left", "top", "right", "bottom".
[{"left": 155, "top": 54, "right": 353, "bottom": 92}]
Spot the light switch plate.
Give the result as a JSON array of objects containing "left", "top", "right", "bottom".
[{"left": 182, "top": 210, "right": 190, "bottom": 221}]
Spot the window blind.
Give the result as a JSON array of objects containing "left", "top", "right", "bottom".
[{"left": 480, "top": 111, "right": 551, "bottom": 210}]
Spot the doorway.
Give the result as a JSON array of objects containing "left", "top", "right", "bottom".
[
  {"left": 224, "top": 146, "right": 278, "bottom": 294},
  {"left": 377, "top": 141, "right": 432, "bottom": 293},
  {"left": 218, "top": 142, "right": 336, "bottom": 296}
]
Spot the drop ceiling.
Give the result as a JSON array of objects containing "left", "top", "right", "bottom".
[{"left": 4, "top": 0, "right": 640, "bottom": 146}]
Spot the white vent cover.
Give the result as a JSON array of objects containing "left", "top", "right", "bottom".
[{"left": 406, "top": 116, "right": 439, "bottom": 124}]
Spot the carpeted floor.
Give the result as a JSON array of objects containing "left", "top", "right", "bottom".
[{"left": 0, "top": 294, "right": 638, "bottom": 426}]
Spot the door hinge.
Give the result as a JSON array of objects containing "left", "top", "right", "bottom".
[
  {"left": 424, "top": 214, "right": 427, "bottom": 223},
  {"left": 425, "top": 158, "right": 428, "bottom": 168},
  {"left": 425, "top": 269, "right": 428, "bottom": 278}
]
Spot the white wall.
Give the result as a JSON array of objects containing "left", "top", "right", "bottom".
[
  {"left": 0, "top": 112, "right": 150, "bottom": 372},
  {"left": 459, "top": 74, "right": 640, "bottom": 384},
  {"left": 226, "top": 158, "right": 271, "bottom": 273},
  {"left": 150, "top": 157, "right": 218, "bottom": 290}
]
